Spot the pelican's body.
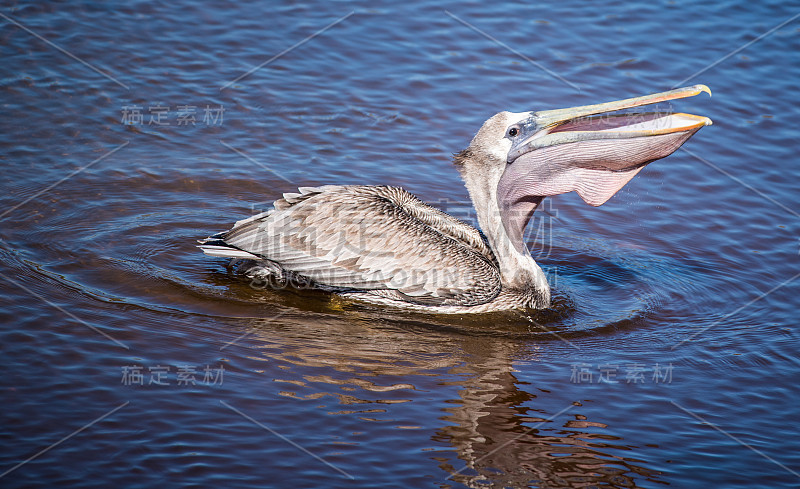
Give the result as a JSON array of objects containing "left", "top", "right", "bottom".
[{"left": 200, "top": 86, "right": 712, "bottom": 313}]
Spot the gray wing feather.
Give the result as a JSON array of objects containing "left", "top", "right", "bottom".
[{"left": 209, "top": 185, "right": 501, "bottom": 306}]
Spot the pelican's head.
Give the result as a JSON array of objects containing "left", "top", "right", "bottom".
[{"left": 457, "top": 85, "right": 713, "bottom": 251}]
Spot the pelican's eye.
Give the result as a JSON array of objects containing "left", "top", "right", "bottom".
[{"left": 507, "top": 126, "right": 519, "bottom": 138}]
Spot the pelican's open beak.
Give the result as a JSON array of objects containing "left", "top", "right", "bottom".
[
  {"left": 497, "top": 85, "right": 712, "bottom": 252},
  {"left": 508, "top": 85, "right": 712, "bottom": 161}
]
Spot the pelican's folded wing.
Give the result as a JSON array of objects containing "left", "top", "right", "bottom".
[{"left": 200, "top": 185, "right": 501, "bottom": 306}]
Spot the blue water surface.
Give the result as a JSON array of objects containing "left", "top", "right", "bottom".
[{"left": 1, "top": 1, "right": 799, "bottom": 488}]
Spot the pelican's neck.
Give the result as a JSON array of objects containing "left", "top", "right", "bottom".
[{"left": 457, "top": 154, "right": 550, "bottom": 302}]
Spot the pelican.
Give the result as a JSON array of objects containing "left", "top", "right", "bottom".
[{"left": 199, "top": 85, "right": 712, "bottom": 313}]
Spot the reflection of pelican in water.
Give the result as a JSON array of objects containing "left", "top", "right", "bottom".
[
  {"left": 241, "top": 316, "right": 662, "bottom": 487},
  {"left": 438, "top": 349, "right": 658, "bottom": 488},
  {"left": 200, "top": 86, "right": 711, "bottom": 312}
]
